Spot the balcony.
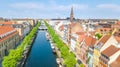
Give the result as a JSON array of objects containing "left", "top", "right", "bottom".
[{"left": 99, "top": 55, "right": 109, "bottom": 65}]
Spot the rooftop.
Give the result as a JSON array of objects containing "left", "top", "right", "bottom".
[
  {"left": 96, "top": 35, "right": 111, "bottom": 48},
  {"left": 110, "top": 55, "right": 120, "bottom": 67},
  {"left": 102, "top": 45, "right": 120, "bottom": 57},
  {"left": 0, "top": 26, "right": 15, "bottom": 35},
  {"left": 85, "top": 36, "right": 96, "bottom": 46},
  {"left": 115, "top": 36, "right": 120, "bottom": 43}
]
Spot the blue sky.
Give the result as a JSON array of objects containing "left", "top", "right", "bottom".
[{"left": 0, "top": 0, "right": 120, "bottom": 19}]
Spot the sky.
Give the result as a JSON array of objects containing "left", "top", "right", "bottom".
[{"left": 0, "top": 0, "right": 120, "bottom": 19}]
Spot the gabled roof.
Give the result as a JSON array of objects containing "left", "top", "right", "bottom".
[
  {"left": 85, "top": 36, "right": 96, "bottom": 46},
  {"left": 96, "top": 35, "right": 111, "bottom": 47},
  {"left": 110, "top": 55, "right": 120, "bottom": 67},
  {"left": 102, "top": 45, "right": 120, "bottom": 57},
  {"left": 0, "top": 26, "right": 15, "bottom": 35},
  {"left": 115, "top": 36, "right": 120, "bottom": 43},
  {"left": 0, "top": 22, "right": 16, "bottom": 25}
]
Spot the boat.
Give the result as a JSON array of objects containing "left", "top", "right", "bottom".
[
  {"left": 50, "top": 43, "right": 56, "bottom": 53},
  {"left": 46, "top": 32, "right": 50, "bottom": 40},
  {"left": 56, "top": 58, "right": 61, "bottom": 64}
]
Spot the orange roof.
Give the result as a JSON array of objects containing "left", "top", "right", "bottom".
[
  {"left": 76, "top": 32, "right": 85, "bottom": 35},
  {"left": 102, "top": 45, "right": 120, "bottom": 57},
  {"left": 99, "top": 28, "right": 111, "bottom": 30},
  {"left": 76, "top": 32, "right": 85, "bottom": 42},
  {"left": 79, "top": 35, "right": 85, "bottom": 42},
  {"left": 115, "top": 36, "right": 120, "bottom": 43},
  {"left": 0, "top": 31, "right": 18, "bottom": 42},
  {"left": 0, "top": 26, "right": 15, "bottom": 35},
  {"left": 96, "top": 35, "right": 111, "bottom": 46},
  {"left": 85, "top": 36, "right": 96, "bottom": 46},
  {"left": 110, "top": 55, "right": 120, "bottom": 67},
  {"left": 0, "top": 22, "right": 16, "bottom": 25},
  {"left": 59, "top": 25, "right": 64, "bottom": 31}
]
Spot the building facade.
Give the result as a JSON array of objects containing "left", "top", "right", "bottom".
[{"left": 0, "top": 26, "right": 19, "bottom": 60}]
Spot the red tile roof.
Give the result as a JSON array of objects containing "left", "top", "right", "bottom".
[
  {"left": 102, "top": 45, "right": 120, "bottom": 57},
  {"left": 76, "top": 32, "right": 85, "bottom": 35},
  {"left": 0, "top": 22, "right": 15, "bottom": 25},
  {"left": 110, "top": 55, "right": 120, "bottom": 67},
  {"left": 0, "top": 26, "right": 15, "bottom": 35},
  {"left": 59, "top": 25, "right": 64, "bottom": 31},
  {"left": 115, "top": 36, "right": 120, "bottom": 43},
  {"left": 96, "top": 35, "right": 111, "bottom": 46},
  {"left": 76, "top": 32, "right": 85, "bottom": 42},
  {"left": 85, "top": 36, "right": 96, "bottom": 46},
  {"left": 0, "top": 32, "right": 18, "bottom": 42}
]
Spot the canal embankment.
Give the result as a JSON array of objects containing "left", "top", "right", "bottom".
[
  {"left": 24, "top": 31, "right": 57, "bottom": 67},
  {"left": 24, "top": 21, "right": 57, "bottom": 67},
  {"left": 45, "top": 21, "right": 77, "bottom": 67},
  {"left": 2, "top": 22, "right": 41, "bottom": 67}
]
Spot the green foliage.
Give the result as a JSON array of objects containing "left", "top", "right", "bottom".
[
  {"left": 60, "top": 46, "right": 69, "bottom": 58},
  {"left": 87, "top": 56, "right": 91, "bottom": 64},
  {"left": 79, "top": 64, "right": 84, "bottom": 67},
  {"left": 45, "top": 21, "right": 77, "bottom": 67},
  {"left": 2, "top": 22, "right": 41, "bottom": 67},
  {"left": 95, "top": 33, "right": 102, "bottom": 40}
]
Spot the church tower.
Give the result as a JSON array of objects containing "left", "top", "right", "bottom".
[{"left": 70, "top": 6, "right": 74, "bottom": 22}]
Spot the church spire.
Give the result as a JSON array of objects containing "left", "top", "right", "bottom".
[{"left": 70, "top": 6, "right": 74, "bottom": 22}]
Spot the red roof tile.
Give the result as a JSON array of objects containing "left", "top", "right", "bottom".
[
  {"left": 0, "top": 22, "right": 15, "bottom": 25},
  {"left": 59, "top": 25, "right": 64, "bottom": 31},
  {"left": 0, "top": 26, "right": 15, "bottom": 35},
  {"left": 110, "top": 55, "right": 120, "bottom": 67},
  {"left": 115, "top": 36, "right": 120, "bottom": 43},
  {"left": 85, "top": 36, "right": 96, "bottom": 46},
  {"left": 102, "top": 45, "right": 120, "bottom": 57},
  {"left": 96, "top": 35, "right": 111, "bottom": 46},
  {"left": 0, "top": 32, "right": 18, "bottom": 42}
]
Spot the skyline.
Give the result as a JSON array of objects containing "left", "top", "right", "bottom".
[{"left": 0, "top": 0, "right": 120, "bottom": 19}]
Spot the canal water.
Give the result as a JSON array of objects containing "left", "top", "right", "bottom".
[{"left": 24, "top": 31, "right": 57, "bottom": 67}]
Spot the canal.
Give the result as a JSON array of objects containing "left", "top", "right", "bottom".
[{"left": 24, "top": 31, "right": 57, "bottom": 67}]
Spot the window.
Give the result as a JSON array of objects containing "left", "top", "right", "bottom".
[
  {"left": 104, "top": 29, "right": 106, "bottom": 31},
  {"left": 100, "top": 29, "right": 103, "bottom": 31}
]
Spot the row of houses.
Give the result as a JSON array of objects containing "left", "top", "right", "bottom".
[
  {"left": 0, "top": 18, "right": 37, "bottom": 61},
  {"left": 48, "top": 19, "right": 120, "bottom": 67}
]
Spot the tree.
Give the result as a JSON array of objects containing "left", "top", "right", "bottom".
[
  {"left": 79, "top": 64, "right": 84, "bottom": 67},
  {"left": 2, "top": 22, "right": 41, "bottom": 67},
  {"left": 45, "top": 21, "right": 77, "bottom": 67},
  {"left": 95, "top": 33, "right": 102, "bottom": 40}
]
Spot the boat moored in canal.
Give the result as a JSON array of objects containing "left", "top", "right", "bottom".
[
  {"left": 46, "top": 32, "right": 50, "bottom": 41},
  {"left": 50, "top": 43, "right": 56, "bottom": 53}
]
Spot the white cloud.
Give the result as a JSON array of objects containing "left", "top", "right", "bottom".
[
  {"left": 55, "top": 4, "right": 88, "bottom": 11},
  {"left": 10, "top": 2, "right": 44, "bottom": 9},
  {"left": 8, "top": 2, "right": 88, "bottom": 18},
  {"left": 10, "top": 2, "right": 88, "bottom": 11},
  {"left": 97, "top": 4, "right": 120, "bottom": 11}
]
